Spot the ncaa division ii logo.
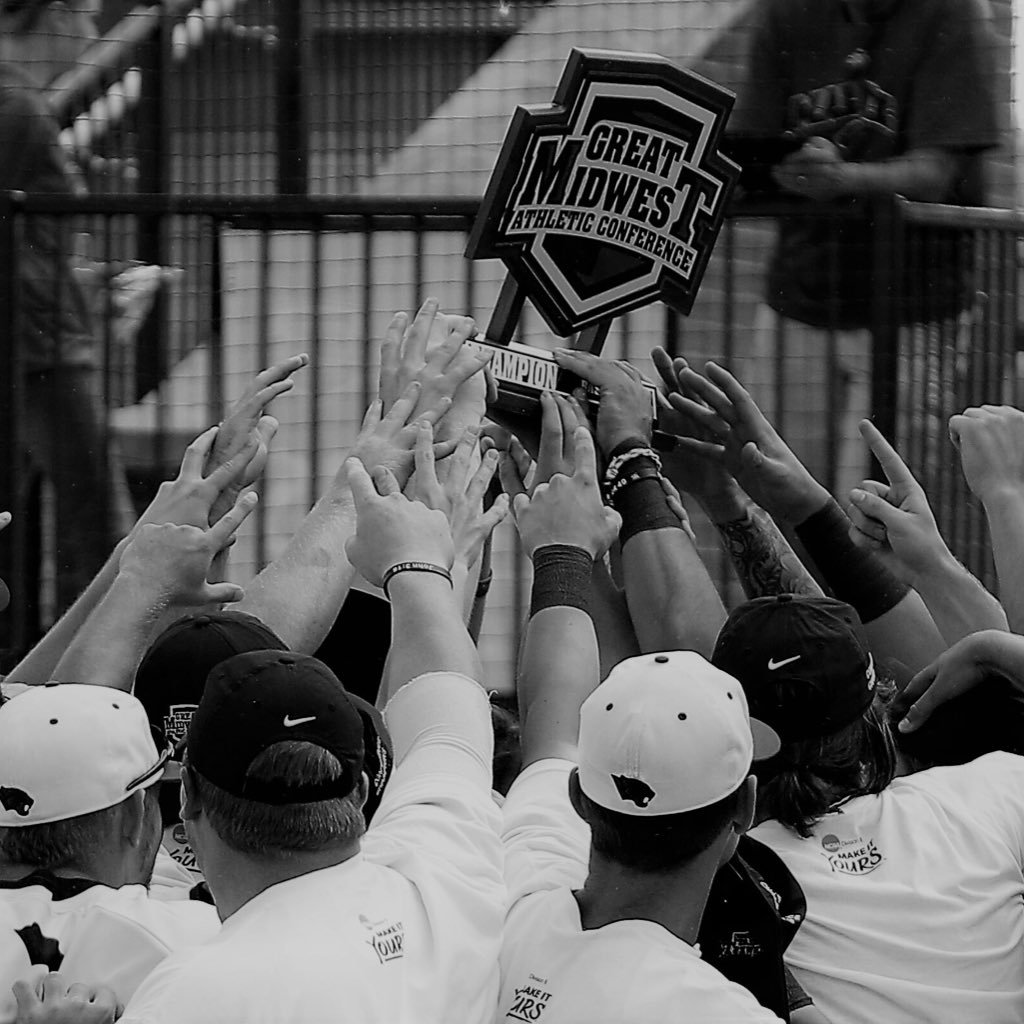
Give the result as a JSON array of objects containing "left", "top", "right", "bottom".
[{"left": 467, "top": 48, "right": 740, "bottom": 336}]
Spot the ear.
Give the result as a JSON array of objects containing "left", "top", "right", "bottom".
[
  {"left": 733, "top": 775, "right": 757, "bottom": 837},
  {"left": 180, "top": 765, "right": 203, "bottom": 823},
  {"left": 355, "top": 772, "right": 370, "bottom": 811},
  {"left": 567, "top": 768, "right": 589, "bottom": 823},
  {"left": 119, "top": 789, "right": 147, "bottom": 848}
]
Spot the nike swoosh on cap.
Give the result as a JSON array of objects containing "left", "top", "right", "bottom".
[
  {"left": 767, "top": 655, "right": 801, "bottom": 671},
  {"left": 283, "top": 715, "right": 317, "bottom": 728}
]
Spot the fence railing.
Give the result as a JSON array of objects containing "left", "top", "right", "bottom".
[{"left": 1, "top": 191, "right": 1020, "bottom": 685}]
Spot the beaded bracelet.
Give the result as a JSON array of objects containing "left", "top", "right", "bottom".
[
  {"left": 381, "top": 561, "right": 454, "bottom": 599},
  {"left": 603, "top": 446, "right": 662, "bottom": 489}
]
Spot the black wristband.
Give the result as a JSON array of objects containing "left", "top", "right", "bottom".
[
  {"left": 530, "top": 545, "right": 594, "bottom": 617},
  {"left": 794, "top": 497, "right": 910, "bottom": 623},
  {"left": 615, "top": 475, "right": 682, "bottom": 546}
]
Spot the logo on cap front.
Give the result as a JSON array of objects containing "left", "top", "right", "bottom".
[
  {"left": 611, "top": 774, "right": 656, "bottom": 808},
  {"left": 767, "top": 655, "right": 801, "bottom": 671},
  {"left": 283, "top": 715, "right": 317, "bottom": 728},
  {"left": 163, "top": 704, "right": 198, "bottom": 746}
]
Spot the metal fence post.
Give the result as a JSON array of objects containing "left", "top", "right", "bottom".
[
  {"left": 869, "top": 195, "right": 902, "bottom": 456},
  {"left": 0, "top": 193, "right": 27, "bottom": 662},
  {"left": 276, "top": 0, "right": 308, "bottom": 195}
]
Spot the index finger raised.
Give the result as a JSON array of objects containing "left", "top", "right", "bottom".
[{"left": 858, "top": 419, "right": 917, "bottom": 488}]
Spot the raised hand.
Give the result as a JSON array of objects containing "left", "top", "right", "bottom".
[
  {"left": 847, "top": 420, "right": 947, "bottom": 583},
  {"left": 118, "top": 490, "right": 258, "bottom": 608},
  {"left": 511, "top": 428, "right": 621, "bottom": 559},
  {"left": 949, "top": 405, "right": 1024, "bottom": 505},
  {"left": 668, "top": 361, "right": 830, "bottom": 524},
  {"left": 348, "top": 381, "right": 455, "bottom": 490},
  {"left": 412, "top": 423, "right": 509, "bottom": 570},
  {"left": 343, "top": 457, "right": 455, "bottom": 588},
  {"left": 133, "top": 424, "right": 259, "bottom": 535},
  {"left": 206, "top": 352, "right": 308, "bottom": 522},
  {"left": 378, "top": 298, "right": 492, "bottom": 436},
  {"left": 13, "top": 974, "right": 120, "bottom": 1024},
  {"left": 552, "top": 348, "right": 653, "bottom": 458}
]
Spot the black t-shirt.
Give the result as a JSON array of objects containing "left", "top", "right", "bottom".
[
  {"left": 699, "top": 834, "right": 809, "bottom": 1021},
  {"left": 0, "top": 63, "right": 94, "bottom": 370},
  {"left": 730, "top": 0, "right": 1000, "bottom": 329}
]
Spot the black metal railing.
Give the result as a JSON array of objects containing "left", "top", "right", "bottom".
[{"left": 1, "top": 192, "right": 1020, "bottom": 682}]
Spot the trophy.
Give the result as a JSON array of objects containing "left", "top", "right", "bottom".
[{"left": 465, "top": 48, "right": 740, "bottom": 448}]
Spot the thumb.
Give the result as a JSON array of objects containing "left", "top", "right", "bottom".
[
  {"left": 204, "top": 582, "right": 245, "bottom": 605},
  {"left": 849, "top": 487, "right": 903, "bottom": 529},
  {"left": 511, "top": 491, "right": 530, "bottom": 521},
  {"left": 739, "top": 440, "right": 767, "bottom": 472},
  {"left": 896, "top": 663, "right": 939, "bottom": 733}
]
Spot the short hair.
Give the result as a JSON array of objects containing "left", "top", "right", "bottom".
[
  {"left": 189, "top": 741, "right": 365, "bottom": 859},
  {"left": 0, "top": 802, "right": 119, "bottom": 869},
  {"left": 755, "top": 683, "right": 898, "bottom": 839},
  {"left": 491, "top": 698, "right": 522, "bottom": 797},
  {"left": 580, "top": 783, "right": 745, "bottom": 873}
]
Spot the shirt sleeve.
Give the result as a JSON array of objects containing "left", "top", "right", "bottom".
[
  {"left": 362, "top": 671, "right": 504, "bottom": 943},
  {"left": 903, "top": 0, "right": 1000, "bottom": 152},
  {"left": 502, "top": 758, "right": 590, "bottom": 908}
]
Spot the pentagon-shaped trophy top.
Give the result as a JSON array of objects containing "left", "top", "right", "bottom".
[{"left": 466, "top": 47, "right": 741, "bottom": 338}]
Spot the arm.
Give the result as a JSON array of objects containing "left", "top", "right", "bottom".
[
  {"left": 652, "top": 347, "right": 821, "bottom": 600},
  {"left": 846, "top": 419, "right": 1007, "bottom": 644},
  {"left": 895, "top": 629, "right": 1024, "bottom": 734},
  {"left": 949, "top": 406, "right": 1024, "bottom": 634},
  {"left": 506, "top": 426, "right": 620, "bottom": 766},
  {"left": 51, "top": 493, "right": 256, "bottom": 690},
  {"left": 234, "top": 380, "right": 453, "bottom": 652},
  {"left": 672, "top": 361, "right": 946, "bottom": 671},
  {"left": 553, "top": 348, "right": 725, "bottom": 656}
]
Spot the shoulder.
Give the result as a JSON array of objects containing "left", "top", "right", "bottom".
[{"left": 87, "top": 886, "right": 219, "bottom": 950}]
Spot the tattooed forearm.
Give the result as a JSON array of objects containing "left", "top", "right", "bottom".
[{"left": 717, "top": 505, "right": 823, "bottom": 599}]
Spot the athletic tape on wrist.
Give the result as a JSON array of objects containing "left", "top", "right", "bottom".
[
  {"left": 530, "top": 545, "right": 594, "bottom": 617},
  {"left": 614, "top": 474, "right": 682, "bottom": 546},
  {"left": 794, "top": 497, "right": 909, "bottom": 623}
]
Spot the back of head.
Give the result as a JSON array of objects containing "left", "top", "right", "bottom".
[
  {"left": 185, "top": 651, "right": 369, "bottom": 861},
  {"left": 0, "top": 684, "right": 168, "bottom": 875},
  {"left": 712, "top": 595, "right": 897, "bottom": 837},
  {"left": 137, "top": 612, "right": 393, "bottom": 828},
  {"left": 574, "top": 651, "right": 779, "bottom": 872}
]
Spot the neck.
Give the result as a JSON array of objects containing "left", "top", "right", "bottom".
[
  {"left": 574, "top": 849, "right": 720, "bottom": 946},
  {"left": 0, "top": 856, "right": 133, "bottom": 889},
  {"left": 206, "top": 841, "right": 361, "bottom": 921}
]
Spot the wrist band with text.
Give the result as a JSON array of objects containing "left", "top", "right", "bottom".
[
  {"left": 530, "top": 544, "right": 594, "bottom": 617},
  {"left": 381, "top": 561, "right": 454, "bottom": 598},
  {"left": 794, "top": 497, "right": 909, "bottom": 623}
]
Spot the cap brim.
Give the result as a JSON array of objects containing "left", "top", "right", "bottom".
[{"left": 751, "top": 716, "right": 782, "bottom": 762}]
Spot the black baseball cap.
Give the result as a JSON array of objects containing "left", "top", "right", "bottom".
[
  {"left": 136, "top": 612, "right": 393, "bottom": 822},
  {"left": 188, "top": 651, "right": 365, "bottom": 806},
  {"left": 712, "top": 595, "right": 877, "bottom": 743}
]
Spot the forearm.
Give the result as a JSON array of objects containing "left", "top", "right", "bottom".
[
  {"left": 980, "top": 489, "right": 1024, "bottom": 633},
  {"left": 233, "top": 489, "right": 358, "bottom": 653},
  {"left": 622, "top": 528, "right": 726, "bottom": 656},
  {"left": 909, "top": 552, "right": 1008, "bottom": 645},
  {"left": 518, "top": 545, "right": 600, "bottom": 766},
  {"left": 839, "top": 148, "right": 961, "bottom": 203},
  {"left": 962, "top": 628, "right": 1024, "bottom": 686},
  {"left": 6, "top": 538, "right": 127, "bottom": 684},
  {"left": 385, "top": 572, "right": 480, "bottom": 702},
  {"left": 713, "top": 501, "right": 823, "bottom": 600},
  {"left": 589, "top": 557, "right": 640, "bottom": 681},
  {"left": 795, "top": 497, "right": 945, "bottom": 672},
  {"left": 51, "top": 574, "right": 165, "bottom": 690}
]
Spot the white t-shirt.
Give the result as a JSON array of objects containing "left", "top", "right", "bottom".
[
  {"left": 120, "top": 671, "right": 505, "bottom": 1024},
  {"left": 750, "top": 752, "right": 1024, "bottom": 1024},
  {"left": 499, "top": 759, "right": 782, "bottom": 1024},
  {"left": 0, "top": 870, "right": 218, "bottom": 1022}
]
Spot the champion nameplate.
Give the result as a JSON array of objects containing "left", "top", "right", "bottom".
[
  {"left": 466, "top": 336, "right": 658, "bottom": 420},
  {"left": 467, "top": 48, "right": 740, "bottom": 336}
]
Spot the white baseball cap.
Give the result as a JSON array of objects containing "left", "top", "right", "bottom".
[
  {"left": 577, "top": 651, "right": 781, "bottom": 816},
  {"left": 0, "top": 684, "right": 171, "bottom": 826}
]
